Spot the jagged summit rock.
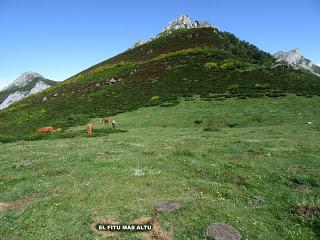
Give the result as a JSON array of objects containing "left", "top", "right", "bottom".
[
  {"left": 130, "top": 14, "right": 216, "bottom": 49},
  {"left": 0, "top": 72, "right": 57, "bottom": 110},
  {"left": 3, "top": 72, "right": 43, "bottom": 91},
  {"left": 160, "top": 14, "right": 213, "bottom": 34},
  {"left": 274, "top": 49, "right": 320, "bottom": 77},
  {"left": 274, "top": 49, "right": 303, "bottom": 66}
]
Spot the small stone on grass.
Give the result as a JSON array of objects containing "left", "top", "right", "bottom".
[
  {"left": 133, "top": 169, "right": 145, "bottom": 177},
  {"left": 206, "top": 223, "right": 241, "bottom": 240}
]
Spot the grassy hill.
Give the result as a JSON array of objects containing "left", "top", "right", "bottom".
[
  {"left": 0, "top": 27, "right": 320, "bottom": 142},
  {"left": 0, "top": 96, "right": 319, "bottom": 239}
]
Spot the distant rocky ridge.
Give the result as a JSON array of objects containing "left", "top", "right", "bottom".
[
  {"left": 1, "top": 72, "right": 43, "bottom": 91},
  {"left": 130, "top": 14, "right": 217, "bottom": 49},
  {"left": 274, "top": 49, "right": 320, "bottom": 77},
  {"left": 0, "top": 72, "right": 57, "bottom": 110}
]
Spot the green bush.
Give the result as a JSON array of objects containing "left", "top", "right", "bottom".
[
  {"left": 194, "top": 120, "right": 203, "bottom": 124},
  {"left": 204, "top": 59, "right": 252, "bottom": 71},
  {"left": 150, "top": 95, "right": 161, "bottom": 105},
  {"left": 228, "top": 84, "right": 240, "bottom": 90},
  {"left": 254, "top": 83, "right": 270, "bottom": 89},
  {"left": 204, "top": 62, "right": 219, "bottom": 70}
]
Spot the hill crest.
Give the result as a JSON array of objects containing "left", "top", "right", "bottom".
[{"left": 130, "top": 14, "right": 218, "bottom": 49}]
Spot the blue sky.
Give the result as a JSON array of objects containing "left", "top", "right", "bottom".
[{"left": 0, "top": 0, "right": 319, "bottom": 88}]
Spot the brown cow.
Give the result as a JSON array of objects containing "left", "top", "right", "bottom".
[
  {"left": 99, "top": 117, "right": 109, "bottom": 125},
  {"left": 37, "top": 126, "right": 61, "bottom": 134},
  {"left": 87, "top": 123, "right": 93, "bottom": 134}
]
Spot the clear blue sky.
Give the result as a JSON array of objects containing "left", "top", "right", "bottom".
[{"left": 0, "top": 0, "right": 319, "bottom": 88}]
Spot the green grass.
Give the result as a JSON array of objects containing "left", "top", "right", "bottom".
[{"left": 0, "top": 96, "right": 319, "bottom": 239}]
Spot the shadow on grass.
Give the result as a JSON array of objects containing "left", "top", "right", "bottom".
[{"left": 0, "top": 128, "right": 128, "bottom": 143}]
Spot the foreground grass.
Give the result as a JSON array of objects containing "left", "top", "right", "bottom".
[{"left": 0, "top": 96, "right": 319, "bottom": 239}]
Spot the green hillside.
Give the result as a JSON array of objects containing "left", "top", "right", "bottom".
[{"left": 0, "top": 27, "right": 319, "bottom": 142}]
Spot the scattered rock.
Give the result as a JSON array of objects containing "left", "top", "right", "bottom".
[
  {"left": 133, "top": 169, "right": 145, "bottom": 177},
  {"left": 95, "top": 83, "right": 100, "bottom": 87},
  {"left": 305, "top": 122, "right": 313, "bottom": 125},
  {"left": 53, "top": 93, "right": 58, "bottom": 97},
  {"left": 147, "top": 49, "right": 154, "bottom": 55},
  {"left": 109, "top": 78, "right": 117, "bottom": 83},
  {"left": 233, "top": 175, "right": 245, "bottom": 185},
  {"left": 248, "top": 195, "right": 265, "bottom": 205},
  {"left": 42, "top": 96, "right": 47, "bottom": 102},
  {"left": 154, "top": 202, "right": 181, "bottom": 213},
  {"left": 206, "top": 223, "right": 241, "bottom": 240}
]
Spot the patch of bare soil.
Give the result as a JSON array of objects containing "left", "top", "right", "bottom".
[
  {"left": 91, "top": 218, "right": 120, "bottom": 237},
  {"left": 295, "top": 204, "right": 320, "bottom": 218},
  {"left": 133, "top": 217, "right": 171, "bottom": 240},
  {"left": 96, "top": 151, "right": 123, "bottom": 156},
  {"left": 154, "top": 202, "right": 181, "bottom": 213},
  {"left": 0, "top": 175, "right": 10, "bottom": 181},
  {"left": 230, "top": 155, "right": 242, "bottom": 161},
  {"left": 0, "top": 195, "right": 36, "bottom": 212}
]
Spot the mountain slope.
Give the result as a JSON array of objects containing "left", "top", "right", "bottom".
[
  {"left": 0, "top": 15, "right": 319, "bottom": 141},
  {"left": 0, "top": 72, "right": 57, "bottom": 110}
]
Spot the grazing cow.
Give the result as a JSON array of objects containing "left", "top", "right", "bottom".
[
  {"left": 100, "top": 117, "right": 109, "bottom": 125},
  {"left": 87, "top": 123, "right": 93, "bottom": 134},
  {"left": 111, "top": 120, "right": 117, "bottom": 130},
  {"left": 37, "top": 126, "right": 61, "bottom": 134}
]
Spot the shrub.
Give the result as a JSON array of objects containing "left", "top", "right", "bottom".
[
  {"left": 150, "top": 95, "right": 161, "bottom": 105},
  {"left": 150, "top": 96, "right": 160, "bottom": 102},
  {"left": 228, "top": 84, "right": 240, "bottom": 90},
  {"left": 254, "top": 83, "right": 270, "bottom": 89},
  {"left": 205, "top": 59, "right": 252, "bottom": 71},
  {"left": 227, "top": 122, "right": 238, "bottom": 128},
  {"left": 204, "top": 62, "right": 219, "bottom": 70},
  {"left": 194, "top": 120, "right": 203, "bottom": 124}
]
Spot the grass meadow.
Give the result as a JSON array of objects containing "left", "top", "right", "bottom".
[{"left": 0, "top": 96, "right": 319, "bottom": 239}]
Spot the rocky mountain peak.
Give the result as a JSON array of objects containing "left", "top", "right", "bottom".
[
  {"left": 273, "top": 48, "right": 320, "bottom": 77},
  {"left": 3, "top": 72, "right": 43, "bottom": 90},
  {"left": 0, "top": 72, "right": 55, "bottom": 110},
  {"left": 130, "top": 14, "right": 216, "bottom": 49},
  {"left": 161, "top": 14, "right": 213, "bottom": 34},
  {"left": 274, "top": 48, "right": 303, "bottom": 66}
]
